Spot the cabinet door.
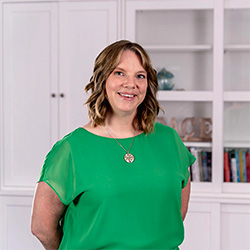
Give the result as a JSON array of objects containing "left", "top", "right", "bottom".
[
  {"left": 221, "top": 204, "right": 250, "bottom": 250},
  {"left": 59, "top": 1, "right": 117, "bottom": 137},
  {"left": 0, "top": 196, "right": 43, "bottom": 250},
  {"left": 181, "top": 201, "right": 220, "bottom": 250},
  {"left": 2, "top": 3, "right": 58, "bottom": 189}
]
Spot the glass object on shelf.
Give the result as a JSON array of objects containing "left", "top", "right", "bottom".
[
  {"left": 157, "top": 68, "right": 174, "bottom": 90},
  {"left": 151, "top": 51, "right": 213, "bottom": 91}
]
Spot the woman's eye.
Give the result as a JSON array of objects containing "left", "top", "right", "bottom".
[
  {"left": 137, "top": 74, "right": 146, "bottom": 79},
  {"left": 115, "top": 71, "right": 124, "bottom": 76}
]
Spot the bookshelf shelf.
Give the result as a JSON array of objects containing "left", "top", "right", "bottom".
[
  {"left": 224, "top": 44, "right": 250, "bottom": 51},
  {"left": 223, "top": 183, "right": 250, "bottom": 194},
  {"left": 223, "top": 91, "right": 250, "bottom": 102},
  {"left": 224, "top": 141, "right": 250, "bottom": 148},
  {"left": 157, "top": 91, "right": 213, "bottom": 102},
  {"left": 184, "top": 141, "right": 212, "bottom": 148}
]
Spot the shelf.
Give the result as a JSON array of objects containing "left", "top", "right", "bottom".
[
  {"left": 157, "top": 91, "right": 213, "bottom": 101},
  {"left": 191, "top": 191, "right": 250, "bottom": 204},
  {"left": 224, "top": 141, "right": 250, "bottom": 148},
  {"left": 223, "top": 183, "right": 250, "bottom": 194},
  {"left": 224, "top": 91, "right": 250, "bottom": 102},
  {"left": 144, "top": 44, "right": 212, "bottom": 52},
  {"left": 225, "top": 1, "right": 250, "bottom": 9},
  {"left": 184, "top": 141, "right": 212, "bottom": 148},
  {"left": 224, "top": 44, "right": 250, "bottom": 51}
]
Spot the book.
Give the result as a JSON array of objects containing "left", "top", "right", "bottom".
[
  {"left": 246, "top": 151, "right": 250, "bottom": 182},
  {"left": 207, "top": 151, "right": 212, "bottom": 182},
  {"left": 231, "top": 157, "right": 237, "bottom": 182},
  {"left": 198, "top": 150, "right": 203, "bottom": 181},
  {"left": 224, "top": 151, "right": 230, "bottom": 182},
  {"left": 228, "top": 150, "right": 235, "bottom": 182},
  {"left": 190, "top": 147, "right": 200, "bottom": 182},
  {"left": 202, "top": 151, "right": 209, "bottom": 182},
  {"left": 241, "top": 150, "right": 247, "bottom": 182},
  {"left": 239, "top": 150, "right": 244, "bottom": 182},
  {"left": 235, "top": 149, "right": 241, "bottom": 182}
]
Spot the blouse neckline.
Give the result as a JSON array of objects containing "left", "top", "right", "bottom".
[{"left": 77, "top": 127, "right": 145, "bottom": 140}]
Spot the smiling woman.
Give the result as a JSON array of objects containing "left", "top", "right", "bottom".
[
  {"left": 31, "top": 40, "right": 195, "bottom": 250},
  {"left": 84, "top": 39, "right": 159, "bottom": 135}
]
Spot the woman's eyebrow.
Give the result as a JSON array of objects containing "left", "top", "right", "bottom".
[
  {"left": 114, "top": 67, "right": 125, "bottom": 71},
  {"left": 115, "top": 67, "right": 146, "bottom": 74}
]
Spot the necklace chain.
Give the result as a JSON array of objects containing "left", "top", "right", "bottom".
[{"left": 105, "top": 127, "right": 135, "bottom": 163}]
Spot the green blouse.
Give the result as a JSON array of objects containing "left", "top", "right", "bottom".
[{"left": 38, "top": 122, "right": 195, "bottom": 250}]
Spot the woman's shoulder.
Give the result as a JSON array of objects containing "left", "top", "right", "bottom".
[
  {"left": 50, "top": 127, "right": 85, "bottom": 151},
  {"left": 153, "top": 122, "right": 176, "bottom": 136},
  {"left": 152, "top": 122, "right": 183, "bottom": 144}
]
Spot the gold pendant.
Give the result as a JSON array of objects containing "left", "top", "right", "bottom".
[{"left": 124, "top": 153, "right": 134, "bottom": 163}]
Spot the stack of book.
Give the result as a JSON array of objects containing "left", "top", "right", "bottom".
[
  {"left": 224, "top": 148, "right": 250, "bottom": 183},
  {"left": 189, "top": 147, "right": 212, "bottom": 182}
]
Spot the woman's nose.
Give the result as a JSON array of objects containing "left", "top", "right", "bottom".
[{"left": 123, "top": 76, "right": 136, "bottom": 89}]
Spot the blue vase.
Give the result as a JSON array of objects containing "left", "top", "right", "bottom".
[{"left": 157, "top": 68, "right": 174, "bottom": 90}]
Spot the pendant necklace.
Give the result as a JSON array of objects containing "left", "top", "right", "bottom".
[{"left": 105, "top": 127, "right": 135, "bottom": 163}]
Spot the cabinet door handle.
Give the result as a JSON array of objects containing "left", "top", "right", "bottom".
[
  {"left": 51, "top": 93, "right": 56, "bottom": 97},
  {"left": 60, "top": 93, "right": 65, "bottom": 98}
]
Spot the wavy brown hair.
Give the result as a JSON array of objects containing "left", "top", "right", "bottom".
[{"left": 85, "top": 40, "right": 160, "bottom": 134}]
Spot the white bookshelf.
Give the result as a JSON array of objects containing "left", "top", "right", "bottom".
[{"left": 126, "top": 0, "right": 250, "bottom": 194}]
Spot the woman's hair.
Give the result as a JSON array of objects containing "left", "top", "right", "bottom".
[{"left": 85, "top": 40, "right": 160, "bottom": 134}]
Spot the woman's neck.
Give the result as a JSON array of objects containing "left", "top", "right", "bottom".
[{"left": 104, "top": 113, "right": 138, "bottom": 138}]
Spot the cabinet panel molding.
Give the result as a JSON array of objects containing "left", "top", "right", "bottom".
[
  {"left": 59, "top": 1, "right": 118, "bottom": 136},
  {"left": 221, "top": 204, "right": 250, "bottom": 250},
  {"left": 0, "top": 196, "right": 42, "bottom": 250},
  {"left": 2, "top": 3, "right": 58, "bottom": 189},
  {"left": 181, "top": 202, "right": 220, "bottom": 250}
]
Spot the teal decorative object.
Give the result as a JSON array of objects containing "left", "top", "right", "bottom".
[{"left": 157, "top": 68, "right": 174, "bottom": 90}]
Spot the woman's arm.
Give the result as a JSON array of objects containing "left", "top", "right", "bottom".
[
  {"left": 31, "top": 182, "right": 66, "bottom": 250},
  {"left": 181, "top": 174, "right": 191, "bottom": 221}
]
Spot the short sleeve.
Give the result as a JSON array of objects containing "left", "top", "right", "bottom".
[
  {"left": 38, "top": 139, "right": 76, "bottom": 205},
  {"left": 172, "top": 129, "right": 196, "bottom": 188}
]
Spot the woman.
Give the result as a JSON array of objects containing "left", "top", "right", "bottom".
[{"left": 31, "top": 40, "right": 195, "bottom": 250}]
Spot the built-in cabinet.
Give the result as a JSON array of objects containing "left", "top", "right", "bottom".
[
  {"left": 1, "top": 1, "right": 117, "bottom": 189},
  {"left": 0, "top": 0, "right": 250, "bottom": 249},
  {"left": 0, "top": 1, "right": 117, "bottom": 248}
]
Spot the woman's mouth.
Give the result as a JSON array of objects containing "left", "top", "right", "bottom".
[{"left": 118, "top": 92, "right": 136, "bottom": 98}]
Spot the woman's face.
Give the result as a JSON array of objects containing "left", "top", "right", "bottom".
[{"left": 105, "top": 50, "right": 148, "bottom": 118}]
